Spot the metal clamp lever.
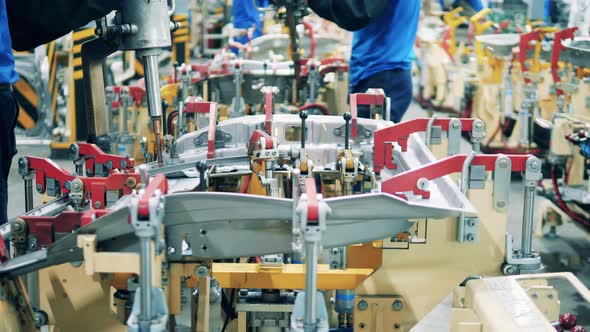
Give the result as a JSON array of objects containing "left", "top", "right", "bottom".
[
  {"left": 349, "top": 91, "right": 385, "bottom": 138},
  {"left": 70, "top": 143, "right": 135, "bottom": 177},
  {"left": 373, "top": 118, "right": 485, "bottom": 171},
  {"left": 128, "top": 173, "right": 168, "bottom": 331},
  {"left": 292, "top": 178, "right": 330, "bottom": 332},
  {"left": 381, "top": 153, "right": 535, "bottom": 199}
]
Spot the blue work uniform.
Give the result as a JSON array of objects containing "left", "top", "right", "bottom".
[
  {"left": 349, "top": 0, "right": 421, "bottom": 122},
  {"left": 439, "top": 0, "right": 484, "bottom": 12},
  {"left": 232, "top": 0, "right": 268, "bottom": 49},
  {"left": 0, "top": 0, "right": 19, "bottom": 225}
]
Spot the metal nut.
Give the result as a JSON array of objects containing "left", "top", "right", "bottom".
[
  {"left": 496, "top": 200, "right": 506, "bottom": 208},
  {"left": 195, "top": 265, "right": 209, "bottom": 278},
  {"left": 357, "top": 299, "right": 368, "bottom": 311},
  {"left": 392, "top": 299, "right": 403, "bottom": 311},
  {"left": 36, "top": 184, "right": 43, "bottom": 193},
  {"left": 94, "top": 201, "right": 102, "bottom": 209},
  {"left": 167, "top": 247, "right": 176, "bottom": 255}
]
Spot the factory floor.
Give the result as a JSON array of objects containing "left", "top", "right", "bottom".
[{"left": 8, "top": 102, "right": 590, "bottom": 325}]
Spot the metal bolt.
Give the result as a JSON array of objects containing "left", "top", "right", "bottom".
[
  {"left": 331, "top": 248, "right": 339, "bottom": 256},
  {"left": 530, "top": 161, "right": 540, "bottom": 169},
  {"left": 474, "top": 121, "right": 483, "bottom": 129},
  {"left": 334, "top": 129, "right": 342, "bottom": 136},
  {"left": 36, "top": 184, "right": 42, "bottom": 193},
  {"left": 497, "top": 200, "right": 506, "bottom": 208},
  {"left": 167, "top": 247, "right": 176, "bottom": 255},
  {"left": 531, "top": 292, "right": 538, "bottom": 299},
  {"left": 364, "top": 130, "right": 372, "bottom": 138},
  {"left": 65, "top": 181, "right": 71, "bottom": 190},
  {"left": 120, "top": 160, "right": 127, "bottom": 168},
  {"left": 29, "top": 240, "right": 38, "bottom": 251},
  {"left": 106, "top": 161, "right": 113, "bottom": 169},
  {"left": 392, "top": 299, "right": 403, "bottom": 311},
  {"left": 394, "top": 323, "right": 401, "bottom": 329},
  {"left": 200, "top": 244, "right": 208, "bottom": 251},
  {"left": 94, "top": 201, "right": 101, "bottom": 209},
  {"left": 195, "top": 265, "right": 208, "bottom": 278},
  {"left": 466, "top": 234, "right": 475, "bottom": 242},
  {"left": 467, "top": 219, "right": 476, "bottom": 227},
  {"left": 71, "top": 181, "right": 81, "bottom": 191},
  {"left": 417, "top": 177, "right": 429, "bottom": 190},
  {"left": 200, "top": 229, "right": 207, "bottom": 235},
  {"left": 331, "top": 262, "right": 339, "bottom": 269},
  {"left": 357, "top": 300, "right": 368, "bottom": 311},
  {"left": 548, "top": 293, "right": 554, "bottom": 299},
  {"left": 86, "top": 169, "right": 93, "bottom": 177},
  {"left": 498, "top": 159, "right": 509, "bottom": 168},
  {"left": 359, "top": 323, "right": 366, "bottom": 329},
  {"left": 452, "top": 121, "right": 460, "bottom": 128}
]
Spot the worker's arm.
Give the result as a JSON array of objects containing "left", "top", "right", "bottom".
[
  {"left": 307, "top": 0, "right": 389, "bottom": 31},
  {"left": 7, "top": 0, "right": 123, "bottom": 51}
]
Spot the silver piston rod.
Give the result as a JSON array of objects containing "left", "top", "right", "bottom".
[{"left": 116, "top": 0, "right": 176, "bottom": 166}]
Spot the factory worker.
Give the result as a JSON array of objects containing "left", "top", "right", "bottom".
[
  {"left": 0, "top": 0, "right": 121, "bottom": 224},
  {"left": 308, "top": 0, "right": 420, "bottom": 123},
  {"left": 231, "top": 0, "right": 270, "bottom": 52},
  {"left": 439, "top": 0, "right": 485, "bottom": 17}
]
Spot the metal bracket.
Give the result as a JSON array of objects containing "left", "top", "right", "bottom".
[
  {"left": 328, "top": 247, "right": 347, "bottom": 270},
  {"left": 333, "top": 123, "right": 372, "bottom": 139},
  {"left": 493, "top": 156, "right": 511, "bottom": 212},
  {"left": 461, "top": 217, "right": 479, "bottom": 243},
  {"left": 468, "top": 165, "right": 487, "bottom": 189},
  {"left": 447, "top": 118, "right": 462, "bottom": 156},
  {"left": 470, "top": 119, "right": 485, "bottom": 152}
]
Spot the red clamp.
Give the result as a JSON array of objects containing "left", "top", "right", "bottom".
[
  {"left": 349, "top": 92, "right": 385, "bottom": 138},
  {"left": 0, "top": 236, "right": 7, "bottom": 262},
  {"left": 552, "top": 27, "right": 578, "bottom": 95},
  {"left": 373, "top": 118, "right": 480, "bottom": 172},
  {"left": 20, "top": 211, "right": 85, "bottom": 247},
  {"left": 25, "top": 156, "right": 140, "bottom": 208},
  {"left": 248, "top": 129, "right": 275, "bottom": 155},
  {"left": 81, "top": 209, "right": 111, "bottom": 227},
  {"left": 75, "top": 143, "right": 135, "bottom": 176},
  {"left": 305, "top": 177, "right": 319, "bottom": 222},
  {"left": 262, "top": 87, "right": 278, "bottom": 135},
  {"left": 519, "top": 30, "right": 542, "bottom": 84},
  {"left": 137, "top": 174, "right": 168, "bottom": 221},
  {"left": 184, "top": 98, "right": 216, "bottom": 115},
  {"left": 105, "top": 86, "right": 145, "bottom": 107},
  {"left": 381, "top": 154, "right": 532, "bottom": 198}
]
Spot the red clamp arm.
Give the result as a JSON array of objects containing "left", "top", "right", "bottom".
[
  {"left": 552, "top": 27, "right": 578, "bottom": 95},
  {"left": 381, "top": 154, "right": 532, "bottom": 198},
  {"left": 185, "top": 98, "right": 216, "bottom": 114},
  {"left": 27, "top": 156, "right": 140, "bottom": 208},
  {"left": 138, "top": 174, "right": 168, "bottom": 220},
  {"left": 349, "top": 92, "right": 385, "bottom": 138},
  {"left": 263, "top": 88, "right": 274, "bottom": 135},
  {"left": 27, "top": 157, "right": 74, "bottom": 194},
  {"left": 519, "top": 30, "right": 542, "bottom": 84},
  {"left": 373, "top": 118, "right": 479, "bottom": 172},
  {"left": 21, "top": 211, "right": 85, "bottom": 247},
  {"left": 0, "top": 236, "right": 7, "bottom": 262},
  {"left": 87, "top": 173, "right": 141, "bottom": 209},
  {"left": 248, "top": 129, "right": 274, "bottom": 155},
  {"left": 305, "top": 177, "right": 319, "bottom": 222},
  {"left": 81, "top": 209, "right": 111, "bottom": 227},
  {"left": 208, "top": 102, "right": 218, "bottom": 159},
  {"left": 77, "top": 143, "right": 135, "bottom": 175},
  {"left": 184, "top": 99, "right": 218, "bottom": 158}
]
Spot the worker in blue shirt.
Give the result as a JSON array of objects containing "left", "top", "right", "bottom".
[
  {"left": 309, "top": 0, "right": 420, "bottom": 122},
  {"left": 1, "top": 0, "right": 121, "bottom": 225},
  {"left": 231, "top": 0, "right": 269, "bottom": 52},
  {"left": 0, "top": 0, "right": 18, "bottom": 225},
  {"left": 440, "top": 0, "right": 485, "bottom": 17}
]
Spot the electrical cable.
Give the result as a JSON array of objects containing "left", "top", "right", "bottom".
[{"left": 550, "top": 165, "right": 590, "bottom": 228}]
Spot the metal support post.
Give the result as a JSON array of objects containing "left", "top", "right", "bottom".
[
  {"left": 521, "top": 157, "right": 541, "bottom": 257},
  {"left": 457, "top": 151, "right": 476, "bottom": 243},
  {"left": 304, "top": 240, "right": 319, "bottom": 330},
  {"left": 142, "top": 53, "right": 164, "bottom": 167}
]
